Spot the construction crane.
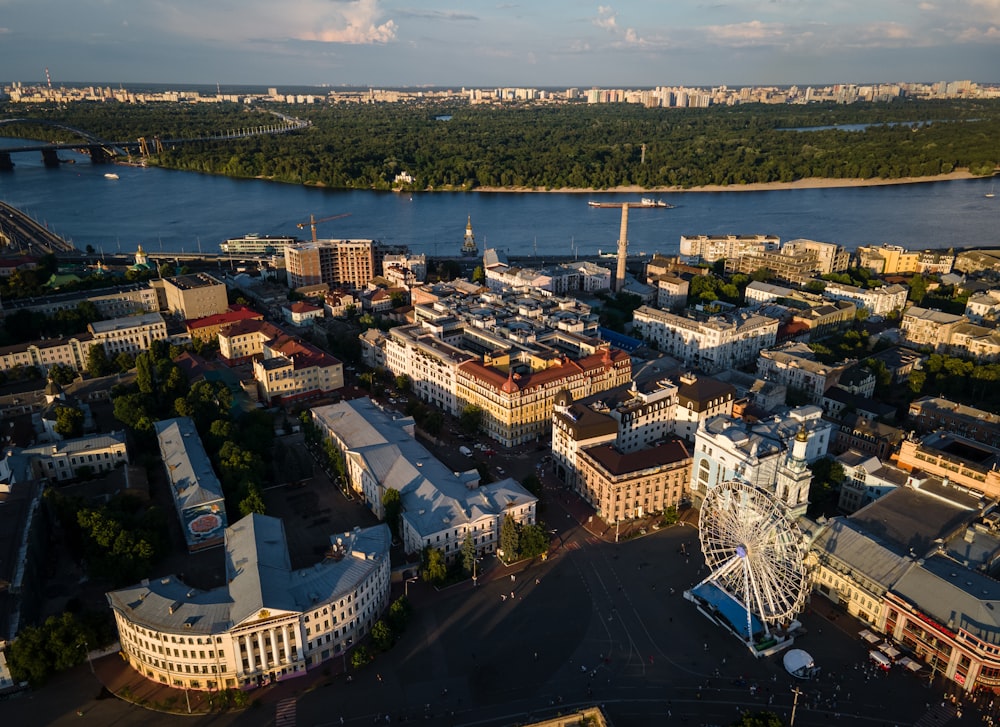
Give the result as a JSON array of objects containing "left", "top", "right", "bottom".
[{"left": 296, "top": 212, "right": 352, "bottom": 243}]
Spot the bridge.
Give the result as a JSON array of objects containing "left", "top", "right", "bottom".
[
  {"left": 0, "top": 200, "right": 78, "bottom": 254},
  {"left": 0, "top": 111, "right": 311, "bottom": 169}
]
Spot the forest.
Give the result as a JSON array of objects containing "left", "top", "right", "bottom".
[{"left": 1, "top": 97, "right": 998, "bottom": 191}]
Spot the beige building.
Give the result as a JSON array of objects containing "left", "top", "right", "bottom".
[
  {"left": 0, "top": 336, "right": 93, "bottom": 375},
  {"left": 757, "top": 342, "right": 854, "bottom": 403},
  {"left": 253, "top": 335, "right": 343, "bottom": 406},
  {"left": 782, "top": 239, "right": 850, "bottom": 275},
  {"left": 576, "top": 438, "right": 692, "bottom": 524},
  {"left": 895, "top": 431, "right": 1000, "bottom": 499},
  {"left": 162, "top": 273, "right": 228, "bottom": 320},
  {"left": 632, "top": 306, "right": 778, "bottom": 374},
  {"left": 856, "top": 244, "right": 953, "bottom": 276},
  {"left": 107, "top": 516, "right": 391, "bottom": 692},
  {"left": 218, "top": 320, "right": 285, "bottom": 365},
  {"left": 89, "top": 312, "right": 168, "bottom": 357},
  {"left": 456, "top": 347, "right": 632, "bottom": 447},
  {"left": 900, "top": 306, "right": 968, "bottom": 350},
  {"left": 679, "top": 234, "right": 780, "bottom": 262},
  {"left": 285, "top": 240, "right": 403, "bottom": 289}
]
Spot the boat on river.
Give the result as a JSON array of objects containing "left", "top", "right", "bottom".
[
  {"left": 588, "top": 197, "right": 674, "bottom": 208},
  {"left": 104, "top": 172, "right": 119, "bottom": 180}
]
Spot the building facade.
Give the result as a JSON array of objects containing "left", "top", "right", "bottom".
[
  {"left": 162, "top": 274, "right": 228, "bottom": 320},
  {"left": 107, "top": 516, "right": 391, "bottom": 692},
  {"left": 89, "top": 312, "right": 168, "bottom": 357}
]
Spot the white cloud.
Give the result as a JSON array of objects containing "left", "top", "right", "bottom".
[
  {"left": 296, "top": 0, "right": 397, "bottom": 44},
  {"left": 918, "top": 2, "right": 936, "bottom": 10},
  {"left": 704, "top": 20, "right": 785, "bottom": 45},
  {"left": 594, "top": 6, "right": 617, "bottom": 31}
]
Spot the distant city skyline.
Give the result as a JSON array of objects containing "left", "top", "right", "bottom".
[{"left": 0, "top": 1, "right": 997, "bottom": 88}]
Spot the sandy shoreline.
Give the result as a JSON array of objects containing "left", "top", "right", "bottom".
[{"left": 473, "top": 170, "right": 988, "bottom": 194}]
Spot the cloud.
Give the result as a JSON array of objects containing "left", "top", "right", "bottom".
[
  {"left": 297, "top": 0, "right": 397, "bottom": 44},
  {"left": 594, "top": 6, "right": 617, "bottom": 31},
  {"left": 704, "top": 19, "right": 785, "bottom": 45},
  {"left": 918, "top": 2, "right": 936, "bottom": 9},
  {"left": 394, "top": 9, "right": 478, "bottom": 22}
]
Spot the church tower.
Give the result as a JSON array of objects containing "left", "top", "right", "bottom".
[
  {"left": 776, "top": 424, "right": 812, "bottom": 517},
  {"left": 461, "top": 216, "right": 478, "bottom": 257},
  {"left": 134, "top": 244, "right": 148, "bottom": 268}
]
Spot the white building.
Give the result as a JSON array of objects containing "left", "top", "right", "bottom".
[
  {"left": 15, "top": 431, "right": 128, "bottom": 482},
  {"left": 311, "top": 398, "right": 537, "bottom": 560},
  {"left": 757, "top": 341, "right": 854, "bottom": 403},
  {"left": 822, "top": 281, "right": 908, "bottom": 317},
  {"left": 88, "top": 312, "right": 168, "bottom": 357},
  {"left": 107, "top": 515, "right": 391, "bottom": 691},
  {"left": 382, "top": 253, "right": 427, "bottom": 286},
  {"left": 965, "top": 291, "right": 1000, "bottom": 324},
  {"left": 691, "top": 406, "right": 832, "bottom": 516},
  {"left": 383, "top": 324, "right": 475, "bottom": 416},
  {"left": 835, "top": 450, "right": 911, "bottom": 514},
  {"left": 655, "top": 275, "right": 689, "bottom": 311},
  {"left": 744, "top": 281, "right": 795, "bottom": 307},
  {"left": 632, "top": 306, "right": 779, "bottom": 374},
  {"left": 679, "top": 234, "right": 780, "bottom": 262}
]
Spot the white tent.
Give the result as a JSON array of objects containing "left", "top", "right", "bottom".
[{"left": 783, "top": 649, "right": 817, "bottom": 679}]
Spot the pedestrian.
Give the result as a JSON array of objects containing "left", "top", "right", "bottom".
[
  {"left": 535, "top": 578, "right": 540, "bottom": 585},
  {"left": 510, "top": 591, "right": 515, "bottom": 599},
  {"left": 501, "top": 594, "right": 506, "bottom": 601},
  {"left": 511, "top": 574, "right": 516, "bottom": 583}
]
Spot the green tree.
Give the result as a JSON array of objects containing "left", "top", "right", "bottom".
[
  {"left": 350, "top": 645, "right": 372, "bottom": 670},
  {"left": 471, "top": 265, "right": 485, "bottom": 283},
  {"left": 135, "top": 351, "right": 156, "bottom": 395},
  {"left": 387, "top": 596, "right": 412, "bottom": 631},
  {"left": 114, "top": 352, "right": 136, "bottom": 373},
  {"left": 422, "top": 410, "right": 444, "bottom": 437},
  {"left": 395, "top": 374, "right": 411, "bottom": 392},
  {"left": 518, "top": 523, "right": 550, "bottom": 559},
  {"left": 6, "top": 612, "right": 95, "bottom": 687},
  {"left": 731, "top": 711, "right": 784, "bottom": 727},
  {"left": 371, "top": 620, "right": 393, "bottom": 651},
  {"left": 382, "top": 488, "right": 402, "bottom": 538},
  {"left": 420, "top": 547, "right": 447, "bottom": 585},
  {"left": 461, "top": 533, "right": 476, "bottom": 574},
  {"left": 47, "top": 363, "right": 76, "bottom": 386},
  {"left": 459, "top": 405, "right": 483, "bottom": 435},
  {"left": 499, "top": 514, "right": 519, "bottom": 563},
  {"left": 86, "top": 344, "right": 113, "bottom": 377},
  {"left": 238, "top": 486, "right": 267, "bottom": 517},
  {"left": 807, "top": 458, "right": 845, "bottom": 518},
  {"left": 54, "top": 405, "right": 84, "bottom": 439}
]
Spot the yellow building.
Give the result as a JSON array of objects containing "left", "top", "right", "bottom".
[
  {"left": 456, "top": 348, "right": 631, "bottom": 447},
  {"left": 162, "top": 273, "right": 228, "bottom": 320}
]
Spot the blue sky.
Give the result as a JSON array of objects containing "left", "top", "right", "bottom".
[{"left": 1, "top": 1, "right": 997, "bottom": 87}]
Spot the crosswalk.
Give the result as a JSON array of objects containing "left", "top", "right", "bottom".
[
  {"left": 276, "top": 697, "right": 297, "bottom": 727},
  {"left": 913, "top": 700, "right": 956, "bottom": 727}
]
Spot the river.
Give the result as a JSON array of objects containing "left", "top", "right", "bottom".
[{"left": 0, "top": 137, "right": 997, "bottom": 259}]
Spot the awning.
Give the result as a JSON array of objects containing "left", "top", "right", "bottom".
[
  {"left": 858, "top": 629, "right": 880, "bottom": 644},
  {"left": 878, "top": 642, "right": 902, "bottom": 659},
  {"left": 898, "top": 656, "right": 924, "bottom": 672}
]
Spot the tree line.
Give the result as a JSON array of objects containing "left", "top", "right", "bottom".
[{"left": 3, "top": 98, "right": 997, "bottom": 191}]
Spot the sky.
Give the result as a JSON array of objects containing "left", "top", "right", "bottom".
[{"left": 0, "top": 0, "right": 998, "bottom": 88}]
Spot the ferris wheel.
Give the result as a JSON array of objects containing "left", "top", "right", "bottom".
[{"left": 698, "top": 479, "right": 809, "bottom": 639}]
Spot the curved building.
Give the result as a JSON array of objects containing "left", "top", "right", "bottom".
[{"left": 107, "top": 515, "right": 391, "bottom": 691}]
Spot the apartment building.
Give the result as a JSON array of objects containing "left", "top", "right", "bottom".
[
  {"left": 311, "top": 398, "right": 536, "bottom": 559},
  {"left": 895, "top": 431, "right": 1000, "bottom": 499},
  {"left": 908, "top": 396, "right": 1000, "bottom": 447},
  {"left": 285, "top": 240, "right": 407, "bottom": 289},
  {"left": 856, "top": 244, "right": 954, "bottom": 275},
  {"left": 576, "top": 438, "right": 692, "bottom": 524},
  {"left": 186, "top": 305, "right": 263, "bottom": 343},
  {"left": 89, "top": 312, "right": 168, "bottom": 357},
  {"left": 679, "top": 234, "right": 780, "bottom": 262},
  {"left": 756, "top": 341, "right": 855, "bottom": 403},
  {"left": 965, "top": 291, "right": 1000, "bottom": 324},
  {"left": 822, "top": 281, "right": 909, "bottom": 317},
  {"left": 900, "top": 307, "right": 968, "bottom": 351},
  {"left": 217, "top": 319, "right": 285, "bottom": 365},
  {"left": 0, "top": 282, "right": 160, "bottom": 320},
  {"left": 0, "top": 336, "right": 93, "bottom": 375},
  {"left": 835, "top": 450, "right": 911, "bottom": 513},
  {"left": 655, "top": 275, "right": 689, "bottom": 310},
  {"left": 107, "top": 516, "right": 391, "bottom": 692},
  {"left": 162, "top": 273, "right": 228, "bottom": 320},
  {"left": 252, "top": 335, "right": 343, "bottom": 405},
  {"left": 632, "top": 306, "right": 778, "bottom": 374},
  {"left": 384, "top": 324, "right": 476, "bottom": 415}
]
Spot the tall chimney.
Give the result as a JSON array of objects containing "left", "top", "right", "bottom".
[{"left": 615, "top": 204, "right": 629, "bottom": 293}]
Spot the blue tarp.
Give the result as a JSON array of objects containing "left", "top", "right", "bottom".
[
  {"left": 598, "top": 327, "right": 643, "bottom": 352},
  {"left": 691, "top": 581, "right": 764, "bottom": 640}
]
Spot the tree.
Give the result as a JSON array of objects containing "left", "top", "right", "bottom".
[
  {"left": 395, "top": 374, "right": 411, "bottom": 392},
  {"left": 518, "top": 523, "right": 550, "bottom": 559},
  {"left": 371, "top": 620, "right": 393, "bottom": 651},
  {"left": 459, "top": 405, "right": 483, "bottom": 435},
  {"left": 6, "top": 612, "right": 95, "bottom": 687},
  {"left": 471, "top": 265, "right": 485, "bottom": 283},
  {"left": 54, "top": 405, "right": 84, "bottom": 439},
  {"left": 238, "top": 486, "right": 267, "bottom": 517},
  {"left": 382, "top": 488, "right": 402, "bottom": 538},
  {"left": 499, "top": 514, "right": 519, "bottom": 563},
  {"left": 350, "top": 645, "right": 372, "bottom": 670},
  {"left": 807, "top": 457, "right": 845, "bottom": 518},
  {"left": 731, "top": 711, "right": 784, "bottom": 727},
  {"left": 422, "top": 410, "right": 444, "bottom": 437},
  {"left": 86, "top": 344, "right": 113, "bottom": 377},
  {"left": 48, "top": 363, "right": 76, "bottom": 386},
  {"left": 461, "top": 533, "right": 476, "bottom": 574},
  {"left": 420, "top": 547, "right": 447, "bottom": 585},
  {"left": 387, "top": 596, "right": 412, "bottom": 631},
  {"left": 114, "top": 352, "right": 136, "bottom": 373}
]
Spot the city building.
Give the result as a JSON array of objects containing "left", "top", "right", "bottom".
[
  {"left": 282, "top": 301, "right": 324, "bottom": 328},
  {"left": 0, "top": 336, "right": 92, "bottom": 376},
  {"left": 219, "top": 233, "right": 299, "bottom": 256},
  {"left": 12, "top": 431, "right": 128, "bottom": 483},
  {"left": 690, "top": 406, "right": 832, "bottom": 516},
  {"left": 756, "top": 342, "right": 855, "bottom": 403},
  {"left": 217, "top": 319, "right": 285, "bottom": 366},
  {"left": 856, "top": 244, "right": 954, "bottom": 275},
  {"left": 155, "top": 417, "right": 228, "bottom": 553},
  {"left": 896, "top": 431, "right": 1000, "bottom": 499},
  {"left": 381, "top": 253, "right": 427, "bottom": 286},
  {"left": 964, "top": 290, "right": 1000, "bottom": 324},
  {"left": 908, "top": 396, "right": 1000, "bottom": 447},
  {"left": 186, "top": 305, "right": 264, "bottom": 343},
  {"left": 252, "top": 334, "right": 343, "bottom": 406},
  {"left": 678, "top": 234, "right": 780, "bottom": 262},
  {"left": 323, "top": 290, "right": 359, "bottom": 318},
  {"left": 900, "top": 307, "right": 968, "bottom": 350},
  {"left": 835, "top": 450, "right": 911, "bottom": 513},
  {"left": 285, "top": 240, "right": 406, "bottom": 290},
  {"left": 575, "top": 437, "right": 692, "bottom": 524},
  {"left": 949, "top": 323, "right": 1000, "bottom": 361},
  {"left": 821, "top": 281, "right": 908, "bottom": 317},
  {"left": 0, "top": 281, "right": 161, "bottom": 321},
  {"left": 107, "top": 515, "right": 391, "bottom": 691},
  {"left": 632, "top": 306, "right": 779, "bottom": 374},
  {"left": 311, "top": 398, "right": 537, "bottom": 559},
  {"left": 88, "top": 312, "right": 168, "bottom": 357},
  {"left": 782, "top": 239, "right": 851, "bottom": 275},
  {"left": 655, "top": 275, "right": 689, "bottom": 311},
  {"left": 161, "top": 273, "right": 228, "bottom": 320}
]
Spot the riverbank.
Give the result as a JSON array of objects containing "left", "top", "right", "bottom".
[{"left": 474, "top": 170, "right": 990, "bottom": 194}]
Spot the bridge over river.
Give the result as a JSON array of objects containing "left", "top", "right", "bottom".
[
  {"left": 0, "top": 200, "right": 78, "bottom": 254},
  {"left": 0, "top": 111, "right": 310, "bottom": 169}
]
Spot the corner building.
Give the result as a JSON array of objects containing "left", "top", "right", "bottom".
[{"left": 107, "top": 515, "right": 391, "bottom": 691}]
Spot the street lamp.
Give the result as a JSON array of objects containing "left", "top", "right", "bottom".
[
  {"left": 79, "top": 640, "right": 94, "bottom": 675},
  {"left": 472, "top": 556, "right": 482, "bottom": 587},
  {"left": 404, "top": 576, "right": 418, "bottom": 597}
]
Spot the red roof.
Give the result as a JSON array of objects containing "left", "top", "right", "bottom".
[
  {"left": 187, "top": 305, "right": 263, "bottom": 330},
  {"left": 287, "top": 301, "right": 322, "bottom": 314},
  {"left": 269, "top": 335, "right": 340, "bottom": 370}
]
